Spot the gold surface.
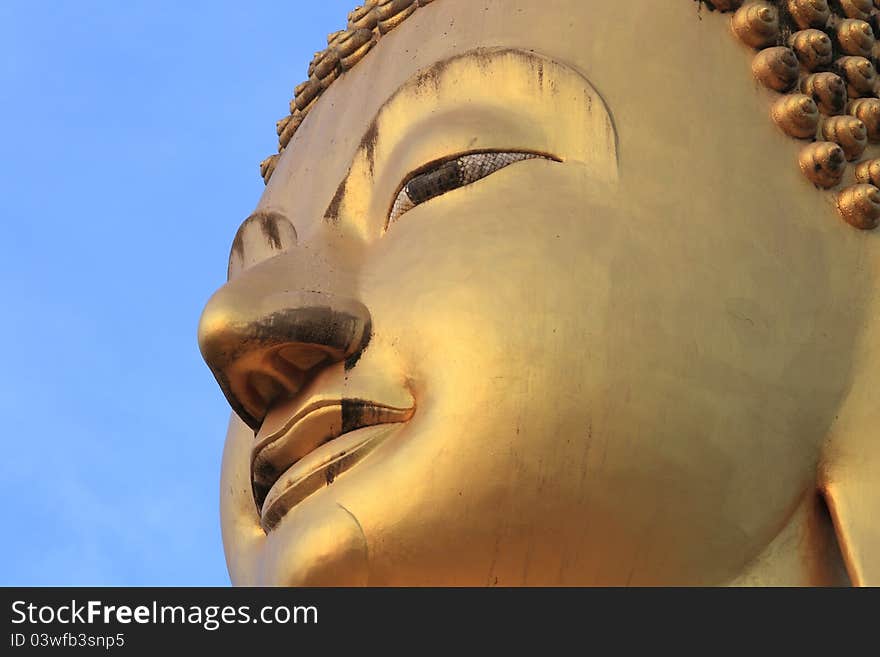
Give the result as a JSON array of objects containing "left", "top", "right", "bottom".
[{"left": 199, "top": 0, "right": 879, "bottom": 585}]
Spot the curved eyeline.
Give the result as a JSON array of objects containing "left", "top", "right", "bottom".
[{"left": 251, "top": 398, "right": 414, "bottom": 515}]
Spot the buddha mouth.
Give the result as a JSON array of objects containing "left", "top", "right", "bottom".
[{"left": 251, "top": 397, "right": 413, "bottom": 531}]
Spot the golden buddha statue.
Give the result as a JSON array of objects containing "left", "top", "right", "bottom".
[{"left": 198, "top": 0, "right": 879, "bottom": 585}]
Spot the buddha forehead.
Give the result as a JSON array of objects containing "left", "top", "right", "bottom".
[
  {"left": 255, "top": 0, "right": 866, "bottom": 241},
  {"left": 253, "top": 0, "right": 880, "bottom": 241},
  {"left": 257, "top": 1, "right": 750, "bottom": 225}
]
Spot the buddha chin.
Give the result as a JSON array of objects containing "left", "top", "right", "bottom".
[{"left": 200, "top": 0, "right": 880, "bottom": 586}]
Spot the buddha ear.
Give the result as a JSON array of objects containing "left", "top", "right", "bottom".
[{"left": 820, "top": 403, "right": 880, "bottom": 586}]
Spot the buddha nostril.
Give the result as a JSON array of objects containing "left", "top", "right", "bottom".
[
  {"left": 276, "top": 344, "right": 332, "bottom": 371},
  {"left": 199, "top": 283, "right": 373, "bottom": 430},
  {"left": 267, "top": 356, "right": 308, "bottom": 394},
  {"left": 239, "top": 347, "right": 337, "bottom": 426},
  {"left": 245, "top": 371, "right": 286, "bottom": 420}
]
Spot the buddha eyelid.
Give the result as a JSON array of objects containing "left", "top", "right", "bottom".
[{"left": 386, "top": 150, "right": 559, "bottom": 227}]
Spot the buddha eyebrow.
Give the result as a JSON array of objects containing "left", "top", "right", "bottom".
[
  {"left": 324, "top": 178, "right": 347, "bottom": 224},
  {"left": 320, "top": 48, "right": 571, "bottom": 224},
  {"left": 323, "top": 103, "right": 380, "bottom": 223},
  {"left": 231, "top": 210, "right": 289, "bottom": 257},
  {"left": 321, "top": 113, "right": 386, "bottom": 223},
  {"left": 228, "top": 209, "right": 296, "bottom": 278}
]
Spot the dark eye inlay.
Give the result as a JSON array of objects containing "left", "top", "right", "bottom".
[{"left": 388, "top": 151, "right": 554, "bottom": 226}]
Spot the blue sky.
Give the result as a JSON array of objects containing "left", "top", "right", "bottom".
[{"left": 0, "top": 1, "right": 353, "bottom": 585}]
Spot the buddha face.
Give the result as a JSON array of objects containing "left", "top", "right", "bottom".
[{"left": 199, "top": 0, "right": 874, "bottom": 585}]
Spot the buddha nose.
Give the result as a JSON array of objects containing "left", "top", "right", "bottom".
[{"left": 197, "top": 255, "right": 371, "bottom": 431}]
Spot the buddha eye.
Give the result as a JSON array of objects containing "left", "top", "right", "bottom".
[{"left": 388, "top": 151, "right": 554, "bottom": 226}]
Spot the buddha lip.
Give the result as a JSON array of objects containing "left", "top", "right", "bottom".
[{"left": 250, "top": 398, "right": 413, "bottom": 521}]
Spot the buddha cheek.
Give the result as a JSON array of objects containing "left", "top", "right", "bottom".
[
  {"left": 348, "top": 184, "right": 629, "bottom": 581},
  {"left": 356, "top": 174, "right": 812, "bottom": 583}
]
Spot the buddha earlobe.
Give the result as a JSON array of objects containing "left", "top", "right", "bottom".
[
  {"left": 820, "top": 428, "right": 880, "bottom": 586},
  {"left": 819, "top": 292, "right": 880, "bottom": 586}
]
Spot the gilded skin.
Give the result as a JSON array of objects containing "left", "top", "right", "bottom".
[{"left": 199, "top": 0, "right": 880, "bottom": 585}]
